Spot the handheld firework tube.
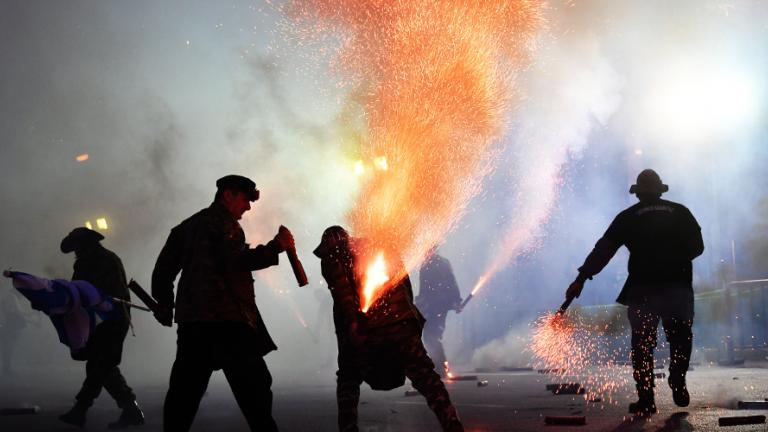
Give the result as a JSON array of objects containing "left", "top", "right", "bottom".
[
  {"left": 459, "top": 293, "right": 473, "bottom": 310},
  {"left": 127, "top": 279, "right": 160, "bottom": 314},
  {"left": 280, "top": 225, "right": 308, "bottom": 287},
  {"left": 556, "top": 295, "right": 575, "bottom": 316},
  {"left": 737, "top": 401, "right": 768, "bottom": 409}
]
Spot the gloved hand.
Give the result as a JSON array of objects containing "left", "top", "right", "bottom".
[
  {"left": 274, "top": 225, "right": 296, "bottom": 252},
  {"left": 566, "top": 280, "right": 584, "bottom": 300},
  {"left": 154, "top": 306, "right": 173, "bottom": 327}
]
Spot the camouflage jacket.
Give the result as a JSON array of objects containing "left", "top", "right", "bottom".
[
  {"left": 152, "top": 202, "right": 281, "bottom": 355},
  {"left": 317, "top": 239, "right": 423, "bottom": 336}
]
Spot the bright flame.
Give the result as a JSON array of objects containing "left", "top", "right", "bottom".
[
  {"left": 444, "top": 361, "right": 454, "bottom": 379},
  {"left": 96, "top": 217, "right": 108, "bottom": 230},
  {"left": 286, "top": 1, "right": 544, "bottom": 298},
  {"left": 361, "top": 252, "right": 389, "bottom": 312},
  {"left": 75, "top": 153, "right": 89, "bottom": 162},
  {"left": 373, "top": 156, "right": 388, "bottom": 171},
  {"left": 84, "top": 221, "right": 93, "bottom": 230}
]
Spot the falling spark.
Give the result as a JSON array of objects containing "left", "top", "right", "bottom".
[
  {"left": 96, "top": 217, "right": 108, "bottom": 230},
  {"left": 361, "top": 252, "right": 389, "bottom": 312},
  {"left": 529, "top": 311, "right": 631, "bottom": 404},
  {"left": 285, "top": 0, "right": 544, "bottom": 301},
  {"left": 75, "top": 153, "right": 89, "bottom": 162}
]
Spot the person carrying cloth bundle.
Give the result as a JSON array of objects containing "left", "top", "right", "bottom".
[{"left": 314, "top": 226, "right": 463, "bottom": 432}]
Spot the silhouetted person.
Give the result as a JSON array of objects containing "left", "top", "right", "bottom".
[
  {"left": 314, "top": 226, "right": 463, "bottom": 432},
  {"left": 417, "top": 247, "right": 462, "bottom": 377},
  {"left": 152, "top": 175, "right": 294, "bottom": 432},
  {"left": 565, "top": 169, "right": 704, "bottom": 415},
  {"left": 59, "top": 227, "right": 144, "bottom": 429}
]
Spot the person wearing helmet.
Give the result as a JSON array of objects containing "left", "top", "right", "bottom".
[
  {"left": 151, "top": 174, "right": 295, "bottom": 432},
  {"left": 565, "top": 169, "right": 704, "bottom": 415},
  {"left": 314, "top": 226, "right": 463, "bottom": 432},
  {"left": 58, "top": 227, "right": 144, "bottom": 429}
]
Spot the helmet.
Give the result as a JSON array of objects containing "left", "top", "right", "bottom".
[{"left": 629, "top": 169, "right": 668, "bottom": 195}]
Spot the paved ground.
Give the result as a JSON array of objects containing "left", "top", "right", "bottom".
[{"left": 1, "top": 363, "right": 767, "bottom": 431}]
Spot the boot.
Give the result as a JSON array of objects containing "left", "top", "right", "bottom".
[
  {"left": 628, "top": 386, "right": 656, "bottom": 416},
  {"left": 107, "top": 400, "right": 145, "bottom": 429},
  {"left": 668, "top": 375, "right": 690, "bottom": 407},
  {"left": 59, "top": 401, "right": 90, "bottom": 428}
]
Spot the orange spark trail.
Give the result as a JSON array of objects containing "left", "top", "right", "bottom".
[
  {"left": 530, "top": 311, "right": 631, "bottom": 404},
  {"left": 286, "top": 1, "right": 544, "bottom": 308}
]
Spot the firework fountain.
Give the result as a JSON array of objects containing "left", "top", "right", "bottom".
[{"left": 285, "top": 0, "right": 544, "bottom": 308}]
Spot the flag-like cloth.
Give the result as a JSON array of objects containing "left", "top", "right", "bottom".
[{"left": 7, "top": 271, "right": 123, "bottom": 354}]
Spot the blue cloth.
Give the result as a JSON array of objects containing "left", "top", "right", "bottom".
[{"left": 8, "top": 271, "right": 123, "bottom": 352}]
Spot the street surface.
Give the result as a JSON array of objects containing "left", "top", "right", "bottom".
[{"left": 1, "top": 363, "right": 766, "bottom": 431}]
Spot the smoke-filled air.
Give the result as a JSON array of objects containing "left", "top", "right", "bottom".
[{"left": 1, "top": 0, "right": 768, "bottom": 430}]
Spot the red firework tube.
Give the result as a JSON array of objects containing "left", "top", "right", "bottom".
[
  {"left": 544, "top": 416, "right": 586, "bottom": 426},
  {"left": 718, "top": 415, "right": 766, "bottom": 426},
  {"left": 287, "top": 247, "right": 308, "bottom": 287},
  {"left": 127, "top": 279, "right": 160, "bottom": 313},
  {"left": 280, "top": 226, "right": 308, "bottom": 287}
]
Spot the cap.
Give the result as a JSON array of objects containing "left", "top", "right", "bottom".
[{"left": 216, "top": 175, "right": 260, "bottom": 201}]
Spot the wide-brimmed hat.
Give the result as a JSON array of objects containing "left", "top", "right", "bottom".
[
  {"left": 629, "top": 169, "right": 668, "bottom": 195},
  {"left": 60, "top": 227, "right": 105, "bottom": 253}
]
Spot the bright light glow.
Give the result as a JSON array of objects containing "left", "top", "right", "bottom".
[
  {"left": 96, "top": 218, "right": 108, "bottom": 230},
  {"left": 470, "top": 275, "right": 487, "bottom": 296},
  {"left": 75, "top": 153, "right": 89, "bottom": 162},
  {"left": 361, "top": 253, "right": 389, "bottom": 312},
  {"left": 634, "top": 149, "right": 643, "bottom": 156},
  {"left": 354, "top": 160, "right": 365, "bottom": 176},
  {"left": 373, "top": 156, "right": 388, "bottom": 171},
  {"left": 84, "top": 221, "right": 93, "bottom": 230},
  {"left": 644, "top": 62, "right": 761, "bottom": 145}
]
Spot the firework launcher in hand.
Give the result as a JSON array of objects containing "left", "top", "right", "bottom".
[
  {"left": 556, "top": 295, "right": 575, "bottom": 316},
  {"left": 279, "top": 225, "right": 308, "bottom": 287}
]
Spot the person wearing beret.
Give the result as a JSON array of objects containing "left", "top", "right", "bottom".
[
  {"left": 59, "top": 228, "right": 145, "bottom": 429},
  {"left": 152, "top": 174, "right": 295, "bottom": 432}
]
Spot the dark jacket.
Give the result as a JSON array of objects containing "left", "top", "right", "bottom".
[
  {"left": 151, "top": 202, "right": 282, "bottom": 355},
  {"left": 73, "top": 244, "right": 131, "bottom": 320},
  {"left": 416, "top": 254, "right": 462, "bottom": 317},
  {"left": 577, "top": 198, "right": 704, "bottom": 305}
]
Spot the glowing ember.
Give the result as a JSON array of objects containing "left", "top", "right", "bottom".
[
  {"left": 444, "top": 361, "right": 454, "bottom": 379},
  {"left": 373, "top": 156, "right": 388, "bottom": 171},
  {"left": 84, "top": 221, "right": 93, "bottom": 230},
  {"left": 361, "top": 252, "right": 389, "bottom": 312},
  {"left": 75, "top": 153, "right": 89, "bottom": 162},
  {"left": 285, "top": 0, "right": 544, "bottom": 302}
]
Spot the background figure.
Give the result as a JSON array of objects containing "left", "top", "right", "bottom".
[
  {"left": 417, "top": 248, "right": 463, "bottom": 377},
  {"left": 314, "top": 226, "right": 464, "bottom": 432},
  {"left": 566, "top": 169, "right": 704, "bottom": 415},
  {"left": 0, "top": 286, "right": 27, "bottom": 380},
  {"left": 151, "top": 174, "right": 294, "bottom": 432},
  {"left": 58, "top": 228, "right": 144, "bottom": 429}
]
